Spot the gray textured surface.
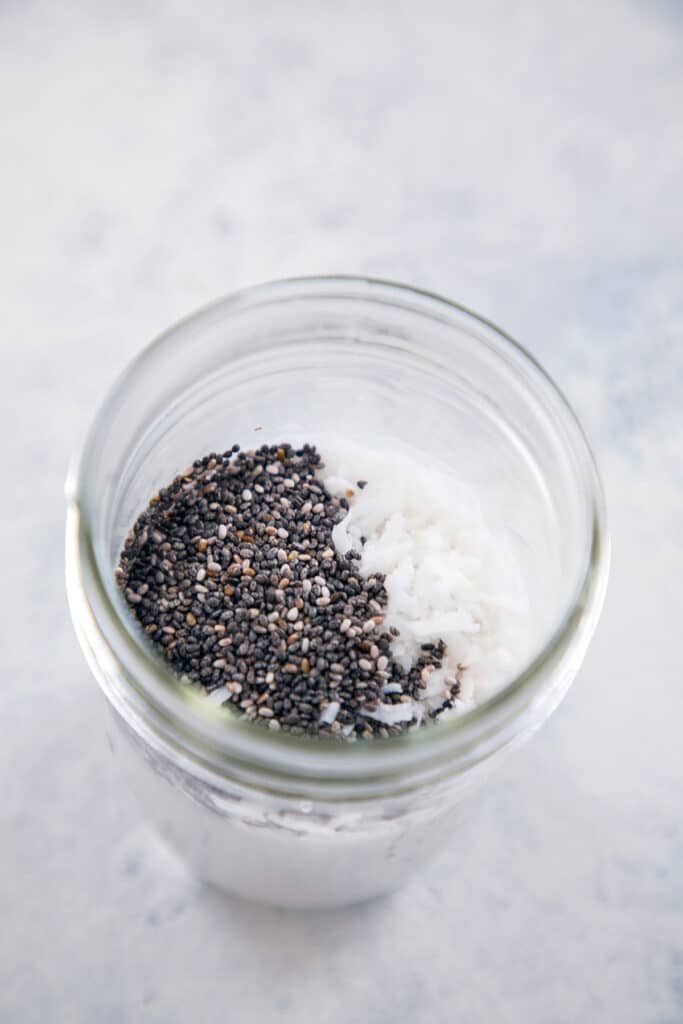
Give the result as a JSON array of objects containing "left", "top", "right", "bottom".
[{"left": 2, "top": 2, "right": 682, "bottom": 1022}]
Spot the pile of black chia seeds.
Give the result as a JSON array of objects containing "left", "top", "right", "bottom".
[{"left": 117, "top": 443, "right": 459, "bottom": 739}]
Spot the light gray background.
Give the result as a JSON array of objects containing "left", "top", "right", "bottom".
[{"left": 2, "top": 2, "right": 682, "bottom": 1022}]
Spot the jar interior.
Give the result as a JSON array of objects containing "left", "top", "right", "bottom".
[{"left": 83, "top": 285, "right": 591, "bottom": 686}]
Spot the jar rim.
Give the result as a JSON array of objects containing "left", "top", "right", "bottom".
[{"left": 66, "top": 275, "right": 609, "bottom": 793}]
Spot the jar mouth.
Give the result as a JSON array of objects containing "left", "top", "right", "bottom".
[{"left": 66, "top": 275, "right": 609, "bottom": 791}]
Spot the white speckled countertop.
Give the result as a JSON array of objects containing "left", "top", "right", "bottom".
[{"left": 2, "top": 2, "right": 682, "bottom": 1021}]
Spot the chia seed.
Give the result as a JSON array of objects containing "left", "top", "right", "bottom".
[{"left": 117, "top": 442, "right": 458, "bottom": 739}]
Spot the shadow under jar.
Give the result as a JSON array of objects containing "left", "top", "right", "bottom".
[{"left": 65, "top": 276, "right": 608, "bottom": 909}]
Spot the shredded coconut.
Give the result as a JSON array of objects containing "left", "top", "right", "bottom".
[
  {"left": 319, "top": 701, "right": 341, "bottom": 725},
  {"left": 321, "top": 442, "right": 530, "bottom": 719}
]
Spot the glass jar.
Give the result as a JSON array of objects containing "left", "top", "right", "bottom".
[{"left": 65, "top": 277, "right": 609, "bottom": 909}]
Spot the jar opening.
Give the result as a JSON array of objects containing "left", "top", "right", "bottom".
[{"left": 66, "top": 276, "right": 609, "bottom": 793}]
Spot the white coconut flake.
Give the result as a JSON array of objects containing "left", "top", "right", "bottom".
[
  {"left": 319, "top": 701, "right": 341, "bottom": 725},
  {"left": 206, "top": 685, "right": 230, "bottom": 705},
  {"left": 331, "top": 519, "right": 354, "bottom": 555},
  {"left": 320, "top": 441, "right": 530, "bottom": 715},
  {"left": 363, "top": 701, "right": 417, "bottom": 726}
]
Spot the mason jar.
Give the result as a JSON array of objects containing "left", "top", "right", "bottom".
[{"left": 65, "top": 276, "right": 609, "bottom": 909}]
